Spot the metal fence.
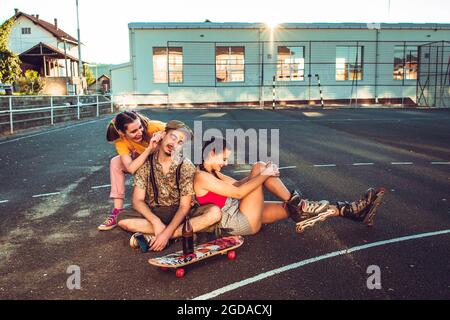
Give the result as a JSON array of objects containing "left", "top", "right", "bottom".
[
  {"left": 417, "top": 41, "right": 450, "bottom": 107},
  {"left": 165, "top": 40, "right": 445, "bottom": 107},
  {"left": 0, "top": 94, "right": 114, "bottom": 134}
]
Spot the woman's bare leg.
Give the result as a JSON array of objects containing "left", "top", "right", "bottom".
[
  {"left": 263, "top": 177, "right": 291, "bottom": 201},
  {"left": 238, "top": 162, "right": 268, "bottom": 234},
  {"left": 261, "top": 201, "right": 290, "bottom": 224},
  {"left": 172, "top": 206, "right": 222, "bottom": 238}
]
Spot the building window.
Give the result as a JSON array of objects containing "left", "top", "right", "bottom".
[
  {"left": 152, "top": 47, "right": 183, "bottom": 83},
  {"left": 393, "top": 46, "right": 418, "bottom": 80},
  {"left": 336, "top": 46, "right": 363, "bottom": 81},
  {"left": 216, "top": 46, "right": 245, "bottom": 82},
  {"left": 21, "top": 27, "right": 31, "bottom": 34},
  {"left": 277, "top": 46, "right": 305, "bottom": 81}
]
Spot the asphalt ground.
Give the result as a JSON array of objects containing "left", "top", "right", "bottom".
[{"left": 0, "top": 108, "right": 449, "bottom": 300}]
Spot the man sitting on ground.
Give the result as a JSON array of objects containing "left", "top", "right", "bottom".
[{"left": 117, "top": 120, "right": 221, "bottom": 252}]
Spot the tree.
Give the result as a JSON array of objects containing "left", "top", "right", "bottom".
[
  {"left": 83, "top": 64, "right": 96, "bottom": 86},
  {"left": 0, "top": 17, "right": 22, "bottom": 84},
  {"left": 16, "top": 70, "right": 45, "bottom": 94}
]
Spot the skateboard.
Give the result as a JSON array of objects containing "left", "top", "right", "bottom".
[{"left": 148, "top": 235, "right": 244, "bottom": 278}]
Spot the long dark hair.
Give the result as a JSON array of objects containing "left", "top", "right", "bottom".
[
  {"left": 199, "top": 137, "right": 231, "bottom": 177},
  {"left": 106, "top": 111, "right": 149, "bottom": 142}
]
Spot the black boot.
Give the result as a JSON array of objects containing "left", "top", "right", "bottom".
[
  {"left": 285, "top": 190, "right": 303, "bottom": 220},
  {"left": 337, "top": 188, "right": 385, "bottom": 225}
]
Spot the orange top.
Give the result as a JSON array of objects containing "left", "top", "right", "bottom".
[{"left": 114, "top": 118, "right": 166, "bottom": 156}]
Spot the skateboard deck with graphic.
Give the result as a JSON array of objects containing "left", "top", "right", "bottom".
[{"left": 148, "top": 235, "right": 244, "bottom": 277}]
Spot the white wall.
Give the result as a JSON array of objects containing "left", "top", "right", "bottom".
[
  {"left": 111, "top": 63, "right": 133, "bottom": 94},
  {"left": 9, "top": 16, "right": 59, "bottom": 54},
  {"left": 112, "top": 25, "right": 450, "bottom": 105}
]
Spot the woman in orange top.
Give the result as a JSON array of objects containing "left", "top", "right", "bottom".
[{"left": 98, "top": 111, "right": 165, "bottom": 231}]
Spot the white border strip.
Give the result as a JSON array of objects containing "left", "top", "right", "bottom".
[
  {"left": 0, "top": 200, "right": 9, "bottom": 204},
  {"left": 32, "top": 192, "right": 61, "bottom": 198},
  {"left": 431, "top": 162, "right": 450, "bottom": 165},
  {"left": 193, "top": 229, "right": 450, "bottom": 300}
]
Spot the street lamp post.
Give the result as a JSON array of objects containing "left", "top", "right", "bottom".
[{"left": 76, "top": 0, "right": 83, "bottom": 94}]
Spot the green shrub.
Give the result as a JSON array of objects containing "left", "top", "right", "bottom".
[{"left": 16, "top": 70, "right": 46, "bottom": 95}]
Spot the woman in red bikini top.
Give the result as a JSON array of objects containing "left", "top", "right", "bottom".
[
  {"left": 194, "top": 137, "right": 383, "bottom": 236},
  {"left": 193, "top": 137, "right": 306, "bottom": 235}
]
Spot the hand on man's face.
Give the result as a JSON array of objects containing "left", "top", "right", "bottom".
[{"left": 150, "top": 131, "right": 164, "bottom": 149}]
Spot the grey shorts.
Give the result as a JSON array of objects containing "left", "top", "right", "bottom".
[{"left": 219, "top": 198, "right": 253, "bottom": 236}]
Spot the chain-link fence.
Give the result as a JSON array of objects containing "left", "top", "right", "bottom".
[
  {"left": 417, "top": 41, "right": 450, "bottom": 107},
  {"left": 165, "top": 40, "right": 441, "bottom": 108}
]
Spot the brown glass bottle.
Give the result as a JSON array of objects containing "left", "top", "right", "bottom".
[{"left": 182, "top": 215, "right": 194, "bottom": 255}]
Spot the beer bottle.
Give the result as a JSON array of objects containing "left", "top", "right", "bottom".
[{"left": 182, "top": 215, "right": 194, "bottom": 255}]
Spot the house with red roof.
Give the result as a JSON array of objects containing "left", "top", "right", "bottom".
[{"left": 7, "top": 9, "right": 86, "bottom": 95}]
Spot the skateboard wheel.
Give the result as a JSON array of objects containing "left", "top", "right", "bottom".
[
  {"left": 227, "top": 251, "right": 236, "bottom": 260},
  {"left": 160, "top": 267, "right": 168, "bottom": 272},
  {"left": 176, "top": 268, "right": 185, "bottom": 278}
]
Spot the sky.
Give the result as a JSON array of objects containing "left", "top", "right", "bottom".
[{"left": 1, "top": 0, "right": 449, "bottom": 64}]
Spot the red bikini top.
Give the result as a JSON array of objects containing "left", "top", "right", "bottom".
[{"left": 196, "top": 191, "right": 227, "bottom": 209}]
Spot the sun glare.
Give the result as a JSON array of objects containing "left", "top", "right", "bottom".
[{"left": 266, "top": 20, "right": 279, "bottom": 30}]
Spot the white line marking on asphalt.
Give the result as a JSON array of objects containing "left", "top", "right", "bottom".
[
  {"left": 91, "top": 184, "right": 111, "bottom": 189},
  {"left": 32, "top": 192, "right": 61, "bottom": 198},
  {"left": 0, "top": 118, "right": 108, "bottom": 145},
  {"left": 198, "top": 113, "right": 227, "bottom": 118},
  {"left": 0, "top": 200, "right": 9, "bottom": 204},
  {"left": 391, "top": 162, "right": 414, "bottom": 165},
  {"left": 233, "top": 169, "right": 252, "bottom": 173},
  {"left": 224, "top": 161, "right": 445, "bottom": 174},
  {"left": 278, "top": 166, "right": 297, "bottom": 170},
  {"left": 234, "top": 166, "right": 297, "bottom": 173},
  {"left": 192, "top": 229, "right": 450, "bottom": 300},
  {"left": 313, "top": 164, "right": 337, "bottom": 167}
]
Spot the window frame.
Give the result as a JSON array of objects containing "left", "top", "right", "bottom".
[
  {"left": 393, "top": 45, "right": 418, "bottom": 81},
  {"left": 215, "top": 46, "right": 245, "bottom": 83},
  {"left": 335, "top": 46, "right": 364, "bottom": 81},
  {"left": 276, "top": 46, "right": 305, "bottom": 82},
  {"left": 21, "top": 27, "right": 31, "bottom": 35},
  {"left": 152, "top": 47, "right": 183, "bottom": 84}
]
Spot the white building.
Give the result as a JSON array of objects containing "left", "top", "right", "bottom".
[
  {"left": 111, "top": 22, "right": 450, "bottom": 107},
  {"left": 7, "top": 9, "right": 86, "bottom": 95}
]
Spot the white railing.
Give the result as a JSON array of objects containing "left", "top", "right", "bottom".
[{"left": 0, "top": 94, "right": 114, "bottom": 134}]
